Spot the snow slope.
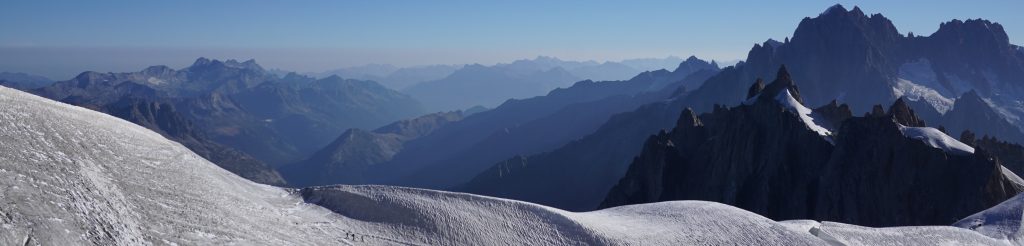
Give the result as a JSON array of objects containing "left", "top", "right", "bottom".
[
  {"left": 0, "top": 86, "right": 1013, "bottom": 245},
  {"left": 956, "top": 193, "right": 1024, "bottom": 242},
  {"left": 898, "top": 124, "right": 976, "bottom": 155},
  {"left": 775, "top": 89, "right": 832, "bottom": 137}
]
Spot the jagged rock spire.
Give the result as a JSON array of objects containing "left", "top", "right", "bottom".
[
  {"left": 888, "top": 98, "right": 926, "bottom": 127},
  {"left": 747, "top": 79, "right": 765, "bottom": 99},
  {"left": 869, "top": 105, "right": 886, "bottom": 117},
  {"left": 756, "top": 65, "right": 803, "bottom": 104},
  {"left": 776, "top": 65, "right": 792, "bottom": 82},
  {"left": 959, "top": 130, "right": 977, "bottom": 146},
  {"left": 676, "top": 108, "right": 703, "bottom": 129}
]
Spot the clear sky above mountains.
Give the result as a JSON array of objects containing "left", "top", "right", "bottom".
[{"left": 1, "top": 0, "right": 1021, "bottom": 79}]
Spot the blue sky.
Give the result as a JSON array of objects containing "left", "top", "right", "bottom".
[{"left": 1, "top": 0, "right": 1021, "bottom": 79}]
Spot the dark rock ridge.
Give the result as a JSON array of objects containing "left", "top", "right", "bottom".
[
  {"left": 601, "top": 68, "right": 1022, "bottom": 226},
  {"left": 281, "top": 111, "right": 464, "bottom": 186}
]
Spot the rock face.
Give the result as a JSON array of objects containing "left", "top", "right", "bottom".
[
  {"left": 281, "top": 111, "right": 464, "bottom": 186},
  {"left": 601, "top": 67, "right": 1023, "bottom": 227}
]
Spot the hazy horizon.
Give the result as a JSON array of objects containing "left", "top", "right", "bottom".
[{"left": 2, "top": 0, "right": 1021, "bottom": 79}]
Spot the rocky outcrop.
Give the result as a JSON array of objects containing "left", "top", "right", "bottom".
[{"left": 601, "top": 67, "right": 1023, "bottom": 226}]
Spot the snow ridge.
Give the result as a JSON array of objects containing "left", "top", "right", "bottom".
[{"left": 897, "top": 124, "right": 975, "bottom": 155}]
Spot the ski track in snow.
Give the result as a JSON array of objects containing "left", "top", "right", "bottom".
[{"left": 0, "top": 86, "right": 1017, "bottom": 245}]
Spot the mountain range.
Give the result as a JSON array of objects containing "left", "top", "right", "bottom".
[
  {"left": 458, "top": 4, "right": 1024, "bottom": 213},
  {"left": 278, "top": 57, "right": 721, "bottom": 188},
  {"left": 3, "top": 85, "right": 1020, "bottom": 245},
  {"left": 602, "top": 66, "right": 1023, "bottom": 227},
  {"left": 6, "top": 3, "right": 1024, "bottom": 244},
  {"left": 12, "top": 58, "right": 423, "bottom": 185},
  {"left": 310, "top": 56, "right": 689, "bottom": 91}
]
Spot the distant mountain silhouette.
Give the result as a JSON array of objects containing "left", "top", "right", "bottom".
[
  {"left": 26, "top": 58, "right": 423, "bottom": 184},
  {"left": 369, "top": 58, "right": 718, "bottom": 189},
  {"left": 401, "top": 56, "right": 698, "bottom": 111},
  {"left": 277, "top": 57, "right": 718, "bottom": 187},
  {"left": 0, "top": 72, "right": 53, "bottom": 90},
  {"left": 312, "top": 64, "right": 462, "bottom": 90},
  {"left": 280, "top": 111, "right": 464, "bottom": 186},
  {"left": 403, "top": 63, "right": 581, "bottom": 111}
]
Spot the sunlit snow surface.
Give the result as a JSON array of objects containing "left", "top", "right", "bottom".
[
  {"left": 0, "top": 86, "right": 1013, "bottom": 245},
  {"left": 898, "top": 124, "right": 976, "bottom": 155}
]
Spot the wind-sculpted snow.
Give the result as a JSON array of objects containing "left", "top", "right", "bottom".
[{"left": 0, "top": 86, "right": 1014, "bottom": 245}]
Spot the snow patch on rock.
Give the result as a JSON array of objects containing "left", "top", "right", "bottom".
[
  {"left": 775, "top": 89, "right": 832, "bottom": 137},
  {"left": 146, "top": 77, "right": 165, "bottom": 85}
]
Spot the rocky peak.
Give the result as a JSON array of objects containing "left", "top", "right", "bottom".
[
  {"left": 812, "top": 100, "right": 853, "bottom": 128},
  {"left": 192, "top": 57, "right": 212, "bottom": 67},
  {"left": 934, "top": 19, "right": 1010, "bottom": 48},
  {"left": 960, "top": 130, "right": 977, "bottom": 146},
  {"left": 675, "top": 108, "right": 702, "bottom": 129},
  {"left": 747, "top": 79, "right": 765, "bottom": 99},
  {"left": 187, "top": 57, "right": 266, "bottom": 74},
  {"left": 869, "top": 105, "right": 886, "bottom": 117},
  {"left": 757, "top": 65, "right": 803, "bottom": 104},
  {"left": 887, "top": 98, "right": 926, "bottom": 127},
  {"left": 955, "top": 90, "right": 986, "bottom": 107},
  {"left": 672, "top": 56, "right": 721, "bottom": 76},
  {"left": 795, "top": 4, "right": 900, "bottom": 48}
]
